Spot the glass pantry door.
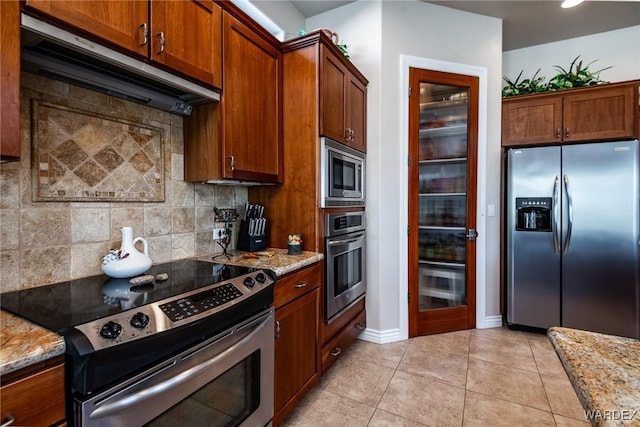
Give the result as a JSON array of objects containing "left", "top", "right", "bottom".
[{"left": 408, "top": 68, "right": 478, "bottom": 337}]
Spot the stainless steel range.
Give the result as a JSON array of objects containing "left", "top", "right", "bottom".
[{"left": 1, "top": 259, "right": 275, "bottom": 427}]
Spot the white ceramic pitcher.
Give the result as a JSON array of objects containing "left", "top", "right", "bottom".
[{"left": 101, "top": 227, "right": 152, "bottom": 278}]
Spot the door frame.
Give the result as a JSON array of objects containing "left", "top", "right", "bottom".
[{"left": 398, "top": 55, "right": 490, "bottom": 339}]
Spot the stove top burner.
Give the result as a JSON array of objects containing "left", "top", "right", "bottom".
[{"left": 0, "top": 259, "right": 273, "bottom": 348}]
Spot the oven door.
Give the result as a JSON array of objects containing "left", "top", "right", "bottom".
[
  {"left": 325, "top": 231, "right": 366, "bottom": 320},
  {"left": 75, "top": 309, "right": 274, "bottom": 427}
]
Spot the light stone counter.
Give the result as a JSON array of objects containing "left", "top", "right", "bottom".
[
  {"left": 0, "top": 310, "right": 65, "bottom": 377},
  {"left": 548, "top": 326, "right": 640, "bottom": 426},
  {"left": 199, "top": 248, "right": 324, "bottom": 277}
]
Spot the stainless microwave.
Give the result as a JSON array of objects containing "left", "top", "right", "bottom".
[{"left": 320, "top": 137, "right": 365, "bottom": 207}]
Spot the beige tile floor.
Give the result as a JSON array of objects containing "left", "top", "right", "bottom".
[{"left": 281, "top": 327, "right": 590, "bottom": 427}]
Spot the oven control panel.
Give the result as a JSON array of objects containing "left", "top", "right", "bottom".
[{"left": 74, "top": 270, "right": 274, "bottom": 351}]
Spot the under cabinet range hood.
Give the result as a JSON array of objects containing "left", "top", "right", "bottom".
[{"left": 20, "top": 14, "right": 220, "bottom": 116}]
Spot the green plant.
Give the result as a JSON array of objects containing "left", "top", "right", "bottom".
[
  {"left": 502, "top": 56, "right": 612, "bottom": 97},
  {"left": 502, "top": 69, "right": 547, "bottom": 97},
  {"left": 546, "top": 55, "right": 611, "bottom": 91}
]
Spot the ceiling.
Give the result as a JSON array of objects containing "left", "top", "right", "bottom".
[{"left": 288, "top": 1, "right": 640, "bottom": 51}]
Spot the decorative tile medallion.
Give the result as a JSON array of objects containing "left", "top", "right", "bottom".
[{"left": 31, "top": 101, "right": 165, "bottom": 202}]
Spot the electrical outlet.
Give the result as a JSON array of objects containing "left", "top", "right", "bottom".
[{"left": 213, "top": 228, "right": 225, "bottom": 240}]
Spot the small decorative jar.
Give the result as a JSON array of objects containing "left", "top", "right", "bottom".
[
  {"left": 287, "top": 234, "right": 303, "bottom": 255},
  {"left": 101, "top": 227, "right": 152, "bottom": 278}
]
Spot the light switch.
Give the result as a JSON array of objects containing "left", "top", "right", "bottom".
[{"left": 487, "top": 204, "right": 495, "bottom": 217}]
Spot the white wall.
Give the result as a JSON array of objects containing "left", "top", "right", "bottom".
[
  {"left": 243, "top": 0, "right": 306, "bottom": 40},
  {"left": 503, "top": 26, "right": 640, "bottom": 85},
  {"left": 307, "top": 1, "right": 504, "bottom": 341}
]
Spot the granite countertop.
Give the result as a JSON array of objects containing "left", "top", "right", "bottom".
[
  {"left": 548, "top": 326, "right": 640, "bottom": 426},
  {"left": 199, "top": 248, "right": 324, "bottom": 277},
  {"left": 0, "top": 310, "right": 66, "bottom": 377}
]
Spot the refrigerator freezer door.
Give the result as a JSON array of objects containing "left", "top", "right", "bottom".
[
  {"left": 561, "top": 140, "right": 639, "bottom": 339},
  {"left": 507, "top": 146, "right": 562, "bottom": 329}
]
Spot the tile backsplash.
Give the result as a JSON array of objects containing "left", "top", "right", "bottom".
[{"left": 0, "top": 73, "right": 247, "bottom": 292}]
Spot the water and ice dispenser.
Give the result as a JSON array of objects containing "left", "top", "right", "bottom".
[{"left": 515, "top": 197, "right": 552, "bottom": 231}]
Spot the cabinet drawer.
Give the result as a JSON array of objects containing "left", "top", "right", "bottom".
[
  {"left": 0, "top": 362, "right": 65, "bottom": 426},
  {"left": 321, "top": 308, "right": 366, "bottom": 374},
  {"left": 274, "top": 263, "right": 321, "bottom": 308}
]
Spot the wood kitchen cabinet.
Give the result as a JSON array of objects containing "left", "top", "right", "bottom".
[
  {"left": 249, "top": 30, "right": 368, "bottom": 251},
  {"left": 23, "top": 0, "right": 222, "bottom": 89},
  {"left": 0, "top": 358, "right": 65, "bottom": 426},
  {"left": 184, "top": 5, "right": 282, "bottom": 184},
  {"left": 320, "top": 44, "right": 368, "bottom": 152},
  {"left": 0, "top": 0, "right": 21, "bottom": 161},
  {"left": 502, "top": 80, "right": 639, "bottom": 147},
  {"left": 273, "top": 263, "right": 322, "bottom": 426}
]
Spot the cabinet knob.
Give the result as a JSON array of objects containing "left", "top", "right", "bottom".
[
  {"left": 140, "top": 23, "right": 149, "bottom": 47},
  {"left": 345, "top": 128, "right": 354, "bottom": 141},
  {"left": 227, "top": 155, "right": 235, "bottom": 172},
  {"left": 565, "top": 127, "right": 570, "bottom": 139},
  {"left": 275, "top": 320, "right": 280, "bottom": 339},
  {"left": 555, "top": 128, "right": 561, "bottom": 139},
  {"left": 156, "top": 32, "right": 166, "bottom": 54},
  {"left": 330, "top": 347, "right": 342, "bottom": 357}
]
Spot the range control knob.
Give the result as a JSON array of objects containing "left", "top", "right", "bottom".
[
  {"left": 130, "top": 312, "right": 150, "bottom": 329},
  {"left": 255, "top": 272, "right": 266, "bottom": 283},
  {"left": 243, "top": 276, "right": 255, "bottom": 288},
  {"left": 100, "top": 321, "right": 122, "bottom": 339}
]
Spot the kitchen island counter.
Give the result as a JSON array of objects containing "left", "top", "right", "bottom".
[
  {"left": 200, "top": 248, "right": 323, "bottom": 277},
  {"left": 0, "top": 310, "right": 65, "bottom": 377},
  {"left": 548, "top": 326, "right": 640, "bottom": 426}
]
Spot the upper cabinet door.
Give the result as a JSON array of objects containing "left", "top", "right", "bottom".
[
  {"left": 320, "top": 46, "right": 348, "bottom": 143},
  {"left": 151, "top": 0, "right": 222, "bottom": 89},
  {"left": 502, "top": 96, "right": 563, "bottom": 147},
  {"left": 1, "top": 0, "right": 21, "bottom": 161},
  {"left": 347, "top": 75, "right": 367, "bottom": 153},
  {"left": 220, "top": 11, "right": 282, "bottom": 183},
  {"left": 24, "top": 0, "right": 149, "bottom": 57},
  {"left": 319, "top": 44, "right": 368, "bottom": 152},
  {"left": 563, "top": 84, "right": 636, "bottom": 142}
]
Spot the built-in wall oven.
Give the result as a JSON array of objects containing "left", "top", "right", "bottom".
[
  {"left": 325, "top": 211, "right": 366, "bottom": 320},
  {"left": 1, "top": 260, "right": 275, "bottom": 427}
]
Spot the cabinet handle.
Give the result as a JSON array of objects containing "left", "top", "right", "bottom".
[
  {"left": 555, "top": 128, "right": 561, "bottom": 139},
  {"left": 1, "top": 414, "right": 15, "bottom": 427},
  {"left": 140, "top": 23, "right": 149, "bottom": 46},
  {"left": 275, "top": 320, "right": 280, "bottom": 339},
  {"left": 156, "top": 32, "right": 166, "bottom": 54},
  {"left": 227, "top": 155, "right": 235, "bottom": 172},
  {"left": 330, "top": 347, "right": 342, "bottom": 357},
  {"left": 294, "top": 281, "right": 308, "bottom": 288},
  {"left": 350, "top": 128, "right": 355, "bottom": 140},
  {"left": 565, "top": 127, "right": 570, "bottom": 139},
  {"left": 355, "top": 323, "right": 365, "bottom": 331}
]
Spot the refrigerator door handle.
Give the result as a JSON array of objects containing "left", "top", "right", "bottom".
[
  {"left": 552, "top": 175, "right": 560, "bottom": 254},
  {"left": 563, "top": 174, "right": 574, "bottom": 254}
]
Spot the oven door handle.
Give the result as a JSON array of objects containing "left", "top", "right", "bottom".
[
  {"left": 87, "top": 312, "right": 273, "bottom": 422},
  {"left": 327, "top": 233, "right": 365, "bottom": 246}
]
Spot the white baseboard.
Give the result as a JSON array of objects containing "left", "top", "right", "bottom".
[
  {"left": 477, "top": 315, "right": 503, "bottom": 329},
  {"left": 358, "top": 328, "right": 403, "bottom": 344}
]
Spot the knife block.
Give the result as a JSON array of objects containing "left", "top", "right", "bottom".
[{"left": 237, "top": 219, "right": 267, "bottom": 252}]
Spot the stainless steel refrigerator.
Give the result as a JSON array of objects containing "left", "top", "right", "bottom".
[{"left": 506, "top": 140, "right": 639, "bottom": 339}]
